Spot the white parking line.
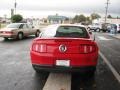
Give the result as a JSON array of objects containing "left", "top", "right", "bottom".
[
  {"left": 99, "top": 51, "right": 120, "bottom": 83},
  {"left": 43, "top": 73, "right": 71, "bottom": 90}
]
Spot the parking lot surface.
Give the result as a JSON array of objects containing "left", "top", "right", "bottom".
[{"left": 0, "top": 36, "right": 120, "bottom": 90}]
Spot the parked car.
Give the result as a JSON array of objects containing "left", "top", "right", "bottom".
[
  {"left": 30, "top": 24, "right": 99, "bottom": 75},
  {"left": 0, "top": 23, "right": 40, "bottom": 40},
  {"left": 101, "top": 23, "right": 110, "bottom": 32},
  {"left": 88, "top": 23, "right": 102, "bottom": 32},
  {"left": 115, "top": 24, "right": 120, "bottom": 33}
]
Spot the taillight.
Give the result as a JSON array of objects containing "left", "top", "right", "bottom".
[
  {"left": 1, "top": 31, "right": 13, "bottom": 34},
  {"left": 32, "top": 43, "right": 46, "bottom": 53},
  {"left": 5, "top": 31, "right": 13, "bottom": 34},
  {"left": 79, "top": 45, "right": 96, "bottom": 53}
]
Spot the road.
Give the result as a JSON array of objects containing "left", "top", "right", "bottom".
[
  {"left": 0, "top": 33, "right": 120, "bottom": 90},
  {"left": 96, "top": 32, "right": 120, "bottom": 74}
]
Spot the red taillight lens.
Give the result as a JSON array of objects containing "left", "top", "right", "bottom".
[
  {"left": 1, "top": 31, "right": 13, "bottom": 34},
  {"left": 32, "top": 43, "right": 46, "bottom": 53},
  {"left": 5, "top": 31, "right": 13, "bottom": 34},
  {"left": 79, "top": 45, "right": 96, "bottom": 53}
]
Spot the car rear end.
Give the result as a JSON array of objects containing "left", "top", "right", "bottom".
[
  {"left": 30, "top": 24, "right": 99, "bottom": 73},
  {"left": 0, "top": 23, "right": 21, "bottom": 39},
  {"left": 0, "top": 29, "right": 16, "bottom": 38}
]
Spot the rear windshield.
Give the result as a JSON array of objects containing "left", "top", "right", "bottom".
[
  {"left": 6, "top": 23, "right": 21, "bottom": 28},
  {"left": 40, "top": 26, "right": 89, "bottom": 38}
]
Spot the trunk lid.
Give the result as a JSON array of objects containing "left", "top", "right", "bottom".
[{"left": 32, "top": 38, "right": 97, "bottom": 54}]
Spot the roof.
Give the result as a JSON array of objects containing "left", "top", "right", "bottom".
[
  {"left": 47, "top": 15, "right": 68, "bottom": 21},
  {"left": 49, "top": 24, "right": 86, "bottom": 27},
  {"left": 41, "top": 24, "right": 86, "bottom": 31}
]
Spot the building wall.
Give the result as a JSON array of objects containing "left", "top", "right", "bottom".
[{"left": 93, "top": 18, "right": 120, "bottom": 24}]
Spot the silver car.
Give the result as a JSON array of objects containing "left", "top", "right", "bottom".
[{"left": 0, "top": 23, "right": 40, "bottom": 40}]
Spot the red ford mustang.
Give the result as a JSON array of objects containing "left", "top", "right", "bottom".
[{"left": 30, "top": 24, "right": 99, "bottom": 75}]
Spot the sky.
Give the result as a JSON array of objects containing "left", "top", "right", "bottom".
[{"left": 0, "top": 0, "right": 120, "bottom": 18}]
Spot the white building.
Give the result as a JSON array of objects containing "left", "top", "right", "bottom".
[{"left": 93, "top": 18, "right": 120, "bottom": 24}]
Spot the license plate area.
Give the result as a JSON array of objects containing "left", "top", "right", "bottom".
[{"left": 56, "top": 60, "right": 70, "bottom": 67}]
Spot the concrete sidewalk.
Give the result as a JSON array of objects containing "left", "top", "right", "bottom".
[{"left": 108, "top": 33, "right": 120, "bottom": 39}]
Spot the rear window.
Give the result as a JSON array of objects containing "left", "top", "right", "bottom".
[
  {"left": 40, "top": 25, "right": 89, "bottom": 38},
  {"left": 6, "top": 23, "right": 21, "bottom": 28},
  {"left": 55, "top": 26, "right": 89, "bottom": 38}
]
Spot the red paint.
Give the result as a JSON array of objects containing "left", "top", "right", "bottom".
[{"left": 30, "top": 38, "right": 99, "bottom": 67}]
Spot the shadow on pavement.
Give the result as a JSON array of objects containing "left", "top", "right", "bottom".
[
  {"left": 30, "top": 72, "right": 49, "bottom": 90},
  {"left": 71, "top": 73, "right": 96, "bottom": 90},
  {"left": 0, "top": 36, "right": 35, "bottom": 43}
]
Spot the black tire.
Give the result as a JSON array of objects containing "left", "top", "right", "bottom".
[
  {"left": 118, "top": 31, "right": 120, "bottom": 33},
  {"left": 32, "top": 65, "right": 44, "bottom": 73},
  {"left": 17, "top": 32, "right": 23, "bottom": 40},
  {"left": 88, "top": 70, "right": 95, "bottom": 77},
  {"left": 96, "top": 28, "right": 100, "bottom": 32},
  {"left": 87, "top": 67, "right": 96, "bottom": 77},
  {"left": 94, "top": 30, "right": 96, "bottom": 32},
  {"left": 4, "top": 37, "right": 8, "bottom": 41},
  {"left": 35, "top": 30, "right": 40, "bottom": 37}
]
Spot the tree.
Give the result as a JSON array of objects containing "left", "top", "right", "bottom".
[
  {"left": 91, "top": 13, "right": 101, "bottom": 20},
  {"left": 86, "top": 16, "right": 92, "bottom": 24},
  {"left": 73, "top": 15, "right": 79, "bottom": 23},
  {"left": 78, "top": 14, "right": 86, "bottom": 22},
  {"left": 11, "top": 14, "right": 23, "bottom": 23},
  {"left": 107, "top": 15, "right": 112, "bottom": 18},
  {"left": 73, "top": 14, "right": 86, "bottom": 23}
]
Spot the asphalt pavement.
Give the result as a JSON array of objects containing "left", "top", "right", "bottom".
[
  {"left": 96, "top": 32, "right": 120, "bottom": 75},
  {"left": 0, "top": 37, "right": 49, "bottom": 90},
  {"left": 0, "top": 35, "right": 120, "bottom": 90}
]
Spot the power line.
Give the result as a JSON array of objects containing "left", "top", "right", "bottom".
[{"left": 105, "top": 0, "right": 110, "bottom": 23}]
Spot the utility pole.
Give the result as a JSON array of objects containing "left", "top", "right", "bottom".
[
  {"left": 14, "top": 0, "right": 17, "bottom": 14},
  {"left": 105, "top": 0, "right": 110, "bottom": 23}
]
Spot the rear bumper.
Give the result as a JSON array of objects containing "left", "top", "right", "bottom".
[
  {"left": 0, "top": 34, "right": 16, "bottom": 38},
  {"left": 31, "top": 51, "right": 98, "bottom": 66},
  {"left": 32, "top": 64, "right": 96, "bottom": 72}
]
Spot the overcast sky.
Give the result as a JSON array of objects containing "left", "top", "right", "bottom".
[{"left": 0, "top": 0, "right": 120, "bottom": 18}]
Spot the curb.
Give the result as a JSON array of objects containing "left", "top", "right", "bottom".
[{"left": 108, "top": 34, "right": 120, "bottom": 40}]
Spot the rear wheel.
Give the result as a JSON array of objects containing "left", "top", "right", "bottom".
[
  {"left": 4, "top": 37, "right": 8, "bottom": 41},
  {"left": 88, "top": 70, "right": 95, "bottom": 77},
  {"left": 87, "top": 67, "right": 96, "bottom": 77},
  {"left": 94, "top": 29, "right": 96, "bottom": 32},
  {"left": 35, "top": 30, "right": 40, "bottom": 37},
  {"left": 17, "top": 32, "right": 23, "bottom": 40},
  {"left": 96, "top": 28, "right": 100, "bottom": 32},
  {"left": 32, "top": 65, "right": 45, "bottom": 73}
]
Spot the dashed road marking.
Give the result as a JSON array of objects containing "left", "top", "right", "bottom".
[
  {"left": 99, "top": 51, "right": 120, "bottom": 83},
  {"left": 43, "top": 73, "right": 71, "bottom": 90},
  {"left": 97, "top": 36, "right": 112, "bottom": 40}
]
